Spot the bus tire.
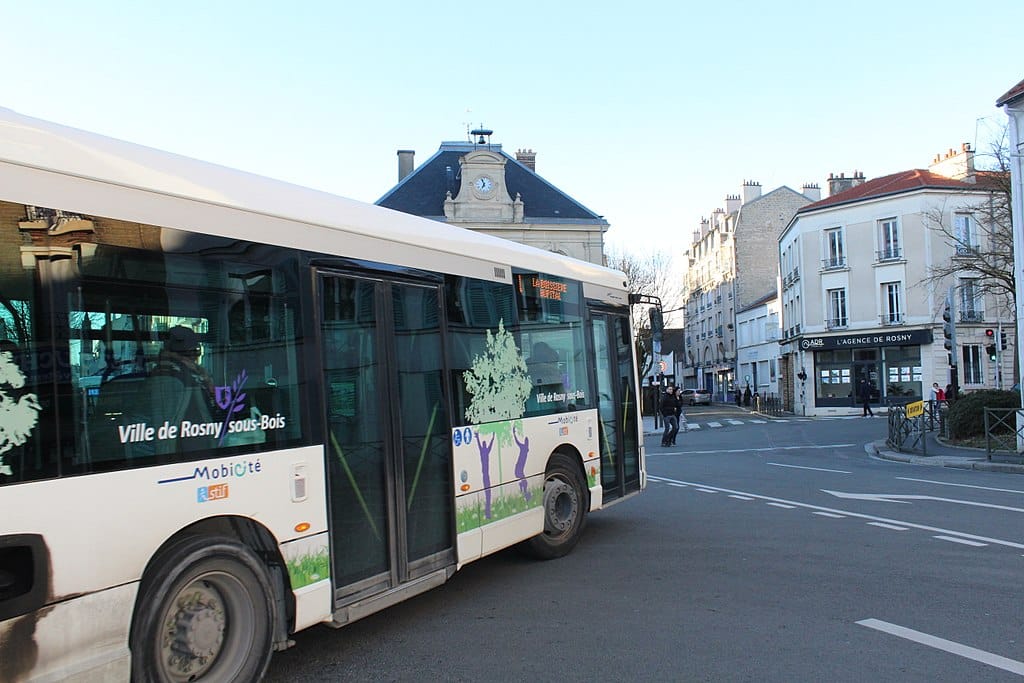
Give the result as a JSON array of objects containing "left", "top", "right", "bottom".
[
  {"left": 521, "top": 452, "right": 588, "bottom": 560},
  {"left": 130, "top": 536, "right": 276, "bottom": 683}
]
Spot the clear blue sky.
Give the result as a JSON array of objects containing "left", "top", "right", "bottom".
[{"left": 5, "top": 1, "right": 1022, "bottom": 255}]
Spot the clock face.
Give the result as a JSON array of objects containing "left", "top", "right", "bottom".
[{"left": 474, "top": 176, "right": 494, "bottom": 194}]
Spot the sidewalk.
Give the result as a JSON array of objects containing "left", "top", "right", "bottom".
[
  {"left": 867, "top": 431, "right": 1024, "bottom": 474},
  {"left": 641, "top": 411, "right": 1024, "bottom": 475}
]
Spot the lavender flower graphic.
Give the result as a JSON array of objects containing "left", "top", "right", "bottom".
[{"left": 216, "top": 369, "right": 248, "bottom": 445}]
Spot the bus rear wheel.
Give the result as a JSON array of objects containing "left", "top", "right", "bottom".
[
  {"left": 131, "top": 537, "right": 275, "bottom": 683},
  {"left": 521, "top": 453, "right": 588, "bottom": 560}
]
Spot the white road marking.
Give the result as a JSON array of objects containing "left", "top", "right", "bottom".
[
  {"left": 686, "top": 423, "right": 701, "bottom": 430},
  {"left": 769, "top": 462, "right": 851, "bottom": 474},
  {"left": 659, "top": 443, "right": 855, "bottom": 455},
  {"left": 812, "top": 511, "right": 845, "bottom": 518},
  {"left": 896, "top": 477, "right": 1024, "bottom": 495},
  {"left": 823, "top": 490, "right": 1024, "bottom": 513},
  {"left": 696, "top": 488, "right": 717, "bottom": 493},
  {"left": 933, "top": 535, "right": 988, "bottom": 547},
  {"left": 729, "top": 495, "right": 753, "bottom": 500},
  {"left": 857, "top": 618, "right": 1024, "bottom": 676},
  {"left": 868, "top": 522, "right": 909, "bottom": 531},
  {"left": 667, "top": 483, "right": 688, "bottom": 488},
  {"left": 707, "top": 421, "right": 722, "bottom": 428},
  {"left": 645, "top": 475, "right": 1024, "bottom": 550},
  {"left": 726, "top": 419, "right": 744, "bottom": 425},
  {"left": 750, "top": 419, "right": 767, "bottom": 423},
  {"left": 766, "top": 502, "right": 796, "bottom": 509}
]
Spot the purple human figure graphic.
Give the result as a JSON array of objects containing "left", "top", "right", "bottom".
[
  {"left": 474, "top": 431, "right": 496, "bottom": 519},
  {"left": 512, "top": 425, "right": 531, "bottom": 501}
]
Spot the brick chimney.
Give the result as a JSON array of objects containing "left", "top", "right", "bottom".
[
  {"left": 397, "top": 150, "right": 415, "bottom": 181},
  {"left": 515, "top": 148, "right": 537, "bottom": 171},
  {"left": 741, "top": 180, "right": 761, "bottom": 204},
  {"left": 928, "top": 142, "right": 975, "bottom": 181},
  {"left": 827, "top": 171, "right": 866, "bottom": 197},
  {"left": 801, "top": 183, "right": 821, "bottom": 201}
]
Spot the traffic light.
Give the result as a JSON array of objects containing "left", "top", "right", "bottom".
[
  {"left": 941, "top": 298, "right": 955, "bottom": 352},
  {"left": 648, "top": 307, "right": 664, "bottom": 343},
  {"left": 986, "top": 344, "right": 997, "bottom": 361},
  {"left": 1001, "top": 331, "right": 1008, "bottom": 350},
  {"left": 985, "top": 328, "right": 995, "bottom": 340}
]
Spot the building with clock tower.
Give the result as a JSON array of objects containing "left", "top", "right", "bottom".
[{"left": 376, "top": 129, "right": 609, "bottom": 265}]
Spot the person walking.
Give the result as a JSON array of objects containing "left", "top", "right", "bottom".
[
  {"left": 931, "top": 382, "right": 946, "bottom": 402},
  {"left": 660, "top": 386, "right": 681, "bottom": 446},
  {"left": 859, "top": 378, "right": 874, "bottom": 417}
]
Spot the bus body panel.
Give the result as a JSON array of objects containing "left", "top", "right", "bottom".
[
  {"left": 0, "top": 583, "right": 135, "bottom": 683},
  {"left": 1, "top": 446, "right": 327, "bottom": 600},
  {"left": 280, "top": 531, "right": 334, "bottom": 629}
]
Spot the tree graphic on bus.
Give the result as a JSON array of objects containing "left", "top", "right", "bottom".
[
  {"left": 461, "top": 321, "right": 533, "bottom": 520},
  {"left": 0, "top": 349, "right": 41, "bottom": 476}
]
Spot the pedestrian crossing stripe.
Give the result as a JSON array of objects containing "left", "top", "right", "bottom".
[{"left": 658, "top": 414, "right": 876, "bottom": 433}]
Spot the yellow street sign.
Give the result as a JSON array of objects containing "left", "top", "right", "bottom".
[{"left": 905, "top": 400, "right": 924, "bottom": 418}]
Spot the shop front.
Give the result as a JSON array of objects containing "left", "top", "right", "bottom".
[{"left": 799, "top": 329, "right": 934, "bottom": 413}]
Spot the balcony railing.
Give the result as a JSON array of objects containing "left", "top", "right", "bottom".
[
  {"left": 821, "top": 256, "right": 846, "bottom": 270},
  {"left": 955, "top": 244, "right": 980, "bottom": 257},
  {"left": 876, "top": 247, "right": 903, "bottom": 261},
  {"left": 960, "top": 309, "right": 985, "bottom": 323},
  {"left": 880, "top": 312, "right": 904, "bottom": 326},
  {"left": 826, "top": 317, "right": 848, "bottom": 330}
]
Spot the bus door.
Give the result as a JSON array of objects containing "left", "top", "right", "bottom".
[
  {"left": 318, "top": 272, "right": 454, "bottom": 605},
  {"left": 589, "top": 307, "right": 641, "bottom": 501}
]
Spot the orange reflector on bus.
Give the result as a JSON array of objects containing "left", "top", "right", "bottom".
[
  {"left": 294, "top": 522, "right": 311, "bottom": 533},
  {"left": 460, "top": 484, "right": 471, "bottom": 492},
  {"left": 588, "top": 451, "right": 595, "bottom": 458}
]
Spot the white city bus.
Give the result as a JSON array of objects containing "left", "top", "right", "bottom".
[{"left": 0, "top": 109, "right": 644, "bottom": 682}]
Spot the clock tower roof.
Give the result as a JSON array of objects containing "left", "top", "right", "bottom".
[{"left": 377, "top": 138, "right": 607, "bottom": 227}]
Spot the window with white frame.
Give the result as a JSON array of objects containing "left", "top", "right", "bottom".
[
  {"left": 827, "top": 288, "right": 847, "bottom": 328},
  {"left": 878, "top": 218, "right": 900, "bottom": 260},
  {"left": 954, "top": 213, "right": 978, "bottom": 255},
  {"left": 959, "top": 278, "right": 982, "bottom": 322},
  {"left": 882, "top": 282, "right": 902, "bottom": 324},
  {"left": 962, "top": 345, "right": 983, "bottom": 384},
  {"left": 824, "top": 228, "right": 845, "bottom": 269}
]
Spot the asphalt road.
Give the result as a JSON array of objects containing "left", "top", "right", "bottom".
[{"left": 265, "top": 406, "right": 1024, "bottom": 681}]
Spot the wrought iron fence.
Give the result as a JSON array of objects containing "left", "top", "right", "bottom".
[
  {"left": 885, "top": 399, "right": 948, "bottom": 453},
  {"left": 752, "top": 393, "right": 785, "bottom": 417},
  {"left": 886, "top": 404, "right": 927, "bottom": 454},
  {"left": 983, "top": 408, "right": 1024, "bottom": 463}
]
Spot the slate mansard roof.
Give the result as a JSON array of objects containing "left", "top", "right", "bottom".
[{"left": 376, "top": 141, "right": 608, "bottom": 226}]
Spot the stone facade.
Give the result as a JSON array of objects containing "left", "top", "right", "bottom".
[{"left": 681, "top": 182, "right": 815, "bottom": 398}]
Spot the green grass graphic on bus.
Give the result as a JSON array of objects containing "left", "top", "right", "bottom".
[
  {"left": 456, "top": 484, "right": 544, "bottom": 532},
  {"left": 286, "top": 548, "right": 330, "bottom": 590}
]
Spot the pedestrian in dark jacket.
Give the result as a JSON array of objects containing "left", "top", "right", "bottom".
[
  {"left": 661, "top": 386, "right": 681, "bottom": 446},
  {"left": 859, "top": 379, "right": 874, "bottom": 417}
]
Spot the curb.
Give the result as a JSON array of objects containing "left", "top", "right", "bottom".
[{"left": 866, "top": 440, "right": 1024, "bottom": 474}]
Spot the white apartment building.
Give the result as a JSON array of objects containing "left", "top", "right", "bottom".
[
  {"left": 778, "top": 145, "right": 1013, "bottom": 416},
  {"left": 736, "top": 292, "right": 781, "bottom": 398}
]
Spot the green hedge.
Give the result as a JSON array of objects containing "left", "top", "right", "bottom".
[{"left": 946, "top": 389, "right": 1020, "bottom": 438}]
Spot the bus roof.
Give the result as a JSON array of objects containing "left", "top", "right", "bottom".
[{"left": 0, "top": 107, "right": 627, "bottom": 291}]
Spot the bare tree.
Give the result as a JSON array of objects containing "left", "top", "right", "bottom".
[
  {"left": 605, "top": 247, "right": 683, "bottom": 379},
  {"left": 923, "top": 124, "right": 1014, "bottom": 314}
]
